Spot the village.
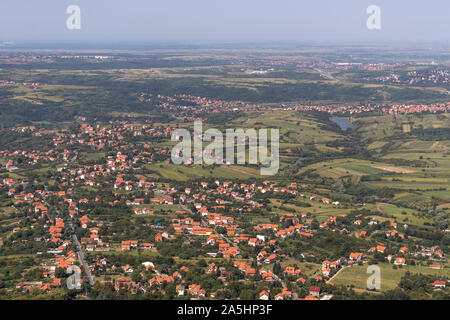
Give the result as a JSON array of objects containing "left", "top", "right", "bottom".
[{"left": 1, "top": 110, "right": 448, "bottom": 300}]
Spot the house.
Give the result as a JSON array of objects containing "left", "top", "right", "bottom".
[
  {"left": 264, "top": 254, "right": 278, "bottom": 264},
  {"left": 149, "top": 275, "right": 174, "bottom": 286},
  {"left": 188, "top": 284, "right": 205, "bottom": 297},
  {"left": 141, "top": 243, "right": 155, "bottom": 250},
  {"left": 248, "top": 238, "right": 259, "bottom": 247},
  {"left": 302, "top": 295, "right": 319, "bottom": 300},
  {"left": 206, "top": 234, "right": 219, "bottom": 245},
  {"left": 309, "top": 286, "right": 320, "bottom": 297},
  {"left": 121, "top": 241, "right": 131, "bottom": 251},
  {"left": 79, "top": 215, "right": 91, "bottom": 229},
  {"left": 261, "top": 272, "right": 273, "bottom": 281},
  {"left": 142, "top": 261, "right": 155, "bottom": 271},
  {"left": 399, "top": 247, "right": 408, "bottom": 254},
  {"left": 180, "top": 266, "right": 189, "bottom": 273},
  {"left": 429, "top": 265, "right": 443, "bottom": 270},
  {"left": 284, "top": 266, "right": 301, "bottom": 277},
  {"left": 274, "top": 293, "right": 284, "bottom": 300},
  {"left": 121, "top": 240, "right": 138, "bottom": 250},
  {"left": 432, "top": 281, "right": 446, "bottom": 288},
  {"left": 275, "top": 288, "right": 292, "bottom": 300},
  {"left": 259, "top": 290, "right": 269, "bottom": 300},
  {"left": 322, "top": 268, "right": 331, "bottom": 277},
  {"left": 394, "top": 257, "right": 406, "bottom": 265},
  {"left": 123, "top": 264, "right": 134, "bottom": 273},
  {"left": 376, "top": 245, "right": 386, "bottom": 253},
  {"left": 207, "top": 263, "right": 217, "bottom": 274},
  {"left": 349, "top": 252, "right": 363, "bottom": 262},
  {"left": 369, "top": 245, "right": 386, "bottom": 254},
  {"left": 162, "top": 196, "right": 173, "bottom": 205},
  {"left": 176, "top": 285, "right": 185, "bottom": 296},
  {"left": 155, "top": 233, "right": 163, "bottom": 242},
  {"left": 114, "top": 277, "right": 136, "bottom": 292},
  {"left": 256, "top": 235, "right": 266, "bottom": 242}
]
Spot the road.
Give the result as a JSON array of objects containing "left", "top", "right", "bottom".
[
  {"left": 328, "top": 265, "right": 350, "bottom": 282},
  {"left": 68, "top": 221, "right": 95, "bottom": 287},
  {"left": 49, "top": 202, "right": 95, "bottom": 287},
  {"left": 315, "top": 68, "right": 336, "bottom": 81},
  {"left": 49, "top": 201, "right": 95, "bottom": 288}
]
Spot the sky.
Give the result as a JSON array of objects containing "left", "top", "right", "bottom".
[{"left": 0, "top": 0, "right": 449, "bottom": 44}]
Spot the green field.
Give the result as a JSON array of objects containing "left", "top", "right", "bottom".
[
  {"left": 146, "top": 163, "right": 261, "bottom": 181},
  {"left": 333, "top": 263, "right": 450, "bottom": 292}
]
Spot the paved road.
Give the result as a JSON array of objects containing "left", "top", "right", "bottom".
[
  {"left": 48, "top": 202, "right": 95, "bottom": 287},
  {"left": 315, "top": 68, "right": 336, "bottom": 81},
  {"left": 50, "top": 200, "right": 95, "bottom": 288},
  {"left": 68, "top": 222, "right": 95, "bottom": 287},
  {"left": 49, "top": 202, "right": 95, "bottom": 287}
]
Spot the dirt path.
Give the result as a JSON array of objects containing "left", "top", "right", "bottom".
[
  {"left": 376, "top": 202, "right": 385, "bottom": 214},
  {"left": 372, "top": 165, "right": 414, "bottom": 174},
  {"left": 329, "top": 265, "right": 350, "bottom": 282}
]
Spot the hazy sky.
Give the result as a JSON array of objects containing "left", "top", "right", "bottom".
[{"left": 0, "top": 0, "right": 449, "bottom": 43}]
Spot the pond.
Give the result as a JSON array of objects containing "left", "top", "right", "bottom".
[{"left": 330, "top": 117, "right": 353, "bottom": 131}]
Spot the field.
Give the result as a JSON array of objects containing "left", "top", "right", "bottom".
[
  {"left": 364, "top": 203, "right": 433, "bottom": 225},
  {"left": 0, "top": 47, "right": 448, "bottom": 301},
  {"left": 269, "top": 198, "right": 350, "bottom": 222},
  {"left": 333, "top": 263, "right": 450, "bottom": 293},
  {"left": 146, "top": 163, "right": 261, "bottom": 181}
]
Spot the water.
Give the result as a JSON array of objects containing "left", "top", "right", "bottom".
[{"left": 330, "top": 117, "right": 353, "bottom": 131}]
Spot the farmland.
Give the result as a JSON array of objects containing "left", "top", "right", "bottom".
[
  {"left": 0, "top": 46, "right": 448, "bottom": 301},
  {"left": 333, "top": 263, "right": 450, "bottom": 293}
]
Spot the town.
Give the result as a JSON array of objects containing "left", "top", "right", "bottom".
[
  {"left": 1, "top": 97, "right": 448, "bottom": 300},
  {"left": 0, "top": 41, "right": 449, "bottom": 301}
]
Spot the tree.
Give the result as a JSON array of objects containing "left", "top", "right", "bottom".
[{"left": 273, "top": 262, "right": 281, "bottom": 275}]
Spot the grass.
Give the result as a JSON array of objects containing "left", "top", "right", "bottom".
[
  {"left": 0, "top": 206, "right": 16, "bottom": 215},
  {"left": 9, "top": 85, "right": 94, "bottom": 105},
  {"left": 278, "top": 259, "right": 322, "bottom": 278},
  {"left": 132, "top": 203, "right": 183, "bottom": 212},
  {"left": 146, "top": 163, "right": 261, "bottom": 181},
  {"left": 366, "top": 202, "right": 432, "bottom": 225},
  {"left": 297, "top": 159, "right": 389, "bottom": 178},
  {"left": 333, "top": 263, "right": 450, "bottom": 292},
  {"left": 268, "top": 198, "right": 349, "bottom": 222}
]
